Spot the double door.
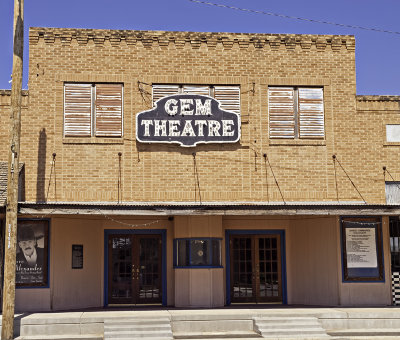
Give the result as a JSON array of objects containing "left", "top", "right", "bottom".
[
  {"left": 108, "top": 234, "right": 162, "bottom": 305},
  {"left": 230, "top": 234, "right": 282, "bottom": 303}
]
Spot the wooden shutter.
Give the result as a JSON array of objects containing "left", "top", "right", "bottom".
[
  {"left": 268, "top": 87, "right": 295, "bottom": 138},
  {"left": 214, "top": 86, "right": 240, "bottom": 114},
  {"left": 152, "top": 84, "right": 180, "bottom": 104},
  {"left": 182, "top": 85, "right": 210, "bottom": 96},
  {"left": 298, "top": 88, "right": 324, "bottom": 139},
  {"left": 95, "top": 84, "right": 123, "bottom": 137},
  {"left": 64, "top": 83, "right": 92, "bottom": 137}
]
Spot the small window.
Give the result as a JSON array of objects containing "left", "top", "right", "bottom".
[
  {"left": 386, "top": 181, "right": 400, "bottom": 204},
  {"left": 386, "top": 125, "right": 400, "bottom": 142},
  {"left": 268, "top": 87, "right": 324, "bottom": 139},
  {"left": 64, "top": 83, "right": 123, "bottom": 137},
  {"left": 152, "top": 84, "right": 240, "bottom": 114},
  {"left": 174, "top": 238, "right": 222, "bottom": 268}
]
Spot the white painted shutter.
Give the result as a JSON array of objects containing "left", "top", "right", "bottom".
[
  {"left": 95, "top": 84, "right": 123, "bottom": 137},
  {"left": 152, "top": 84, "right": 180, "bottom": 104},
  {"left": 298, "top": 88, "right": 324, "bottom": 139},
  {"left": 268, "top": 87, "right": 295, "bottom": 138},
  {"left": 64, "top": 83, "right": 92, "bottom": 137},
  {"left": 214, "top": 86, "right": 240, "bottom": 114},
  {"left": 182, "top": 85, "right": 210, "bottom": 96},
  {"left": 386, "top": 182, "right": 400, "bottom": 204}
]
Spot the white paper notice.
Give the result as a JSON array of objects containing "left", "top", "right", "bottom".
[{"left": 345, "top": 228, "right": 377, "bottom": 268}]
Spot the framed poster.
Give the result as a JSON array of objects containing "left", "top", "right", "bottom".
[
  {"left": 16, "top": 220, "right": 49, "bottom": 287},
  {"left": 341, "top": 217, "right": 384, "bottom": 282},
  {"left": 72, "top": 244, "right": 83, "bottom": 269}
]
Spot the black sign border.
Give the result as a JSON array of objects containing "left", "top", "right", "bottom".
[{"left": 135, "top": 94, "right": 241, "bottom": 147}]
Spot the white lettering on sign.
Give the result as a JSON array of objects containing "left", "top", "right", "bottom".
[
  {"left": 222, "top": 120, "right": 234, "bottom": 136},
  {"left": 164, "top": 98, "right": 212, "bottom": 116},
  {"left": 208, "top": 120, "right": 221, "bottom": 137},
  {"left": 181, "top": 120, "right": 196, "bottom": 137},
  {"left": 169, "top": 120, "right": 181, "bottom": 136},
  {"left": 141, "top": 120, "right": 153, "bottom": 136},
  {"left": 136, "top": 94, "right": 240, "bottom": 147},
  {"left": 195, "top": 99, "right": 211, "bottom": 115},
  {"left": 165, "top": 99, "right": 178, "bottom": 116},
  {"left": 195, "top": 120, "right": 207, "bottom": 137},
  {"left": 180, "top": 99, "right": 194, "bottom": 116},
  {"left": 154, "top": 120, "right": 167, "bottom": 137}
]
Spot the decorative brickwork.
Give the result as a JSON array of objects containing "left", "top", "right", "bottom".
[{"left": 29, "top": 27, "right": 356, "bottom": 52}]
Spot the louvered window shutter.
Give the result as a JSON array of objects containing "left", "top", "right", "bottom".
[
  {"left": 268, "top": 87, "right": 295, "bottom": 138},
  {"left": 214, "top": 86, "right": 240, "bottom": 114},
  {"left": 64, "top": 83, "right": 92, "bottom": 137},
  {"left": 95, "top": 84, "right": 123, "bottom": 137},
  {"left": 152, "top": 84, "right": 180, "bottom": 104},
  {"left": 182, "top": 85, "right": 210, "bottom": 96},
  {"left": 298, "top": 88, "right": 324, "bottom": 139}
]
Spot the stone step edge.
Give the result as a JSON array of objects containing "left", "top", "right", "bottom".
[
  {"left": 328, "top": 328, "right": 400, "bottom": 336},
  {"left": 15, "top": 336, "right": 102, "bottom": 340},
  {"left": 105, "top": 324, "right": 171, "bottom": 329},
  {"left": 256, "top": 323, "right": 324, "bottom": 328},
  {"left": 173, "top": 331, "right": 261, "bottom": 339},
  {"left": 104, "top": 317, "right": 171, "bottom": 323},
  {"left": 258, "top": 328, "right": 329, "bottom": 334}
]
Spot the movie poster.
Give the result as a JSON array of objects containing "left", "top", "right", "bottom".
[{"left": 16, "top": 220, "right": 49, "bottom": 287}]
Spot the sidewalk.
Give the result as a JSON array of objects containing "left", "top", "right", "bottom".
[{"left": 2, "top": 307, "right": 400, "bottom": 339}]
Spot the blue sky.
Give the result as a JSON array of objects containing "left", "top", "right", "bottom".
[{"left": 0, "top": 0, "right": 399, "bottom": 94}]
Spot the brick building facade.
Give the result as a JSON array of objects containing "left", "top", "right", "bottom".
[{"left": 0, "top": 27, "right": 399, "bottom": 311}]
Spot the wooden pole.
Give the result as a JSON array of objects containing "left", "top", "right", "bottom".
[{"left": 2, "top": 0, "right": 24, "bottom": 339}]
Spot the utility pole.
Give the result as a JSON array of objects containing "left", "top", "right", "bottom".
[{"left": 2, "top": 0, "right": 24, "bottom": 339}]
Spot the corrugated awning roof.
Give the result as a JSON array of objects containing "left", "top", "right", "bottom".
[{"left": 14, "top": 201, "right": 400, "bottom": 216}]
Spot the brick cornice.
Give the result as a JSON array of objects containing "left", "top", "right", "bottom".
[{"left": 29, "top": 27, "right": 356, "bottom": 52}]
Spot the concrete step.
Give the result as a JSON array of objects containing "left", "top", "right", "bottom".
[
  {"left": 254, "top": 316, "right": 330, "bottom": 338},
  {"left": 257, "top": 322, "right": 324, "bottom": 329},
  {"left": 105, "top": 324, "right": 171, "bottom": 331},
  {"left": 258, "top": 328, "right": 329, "bottom": 335},
  {"left": 175, "top": 338, "right": 262, "bottom": 340},
  {"left": 104, "top": 317, "right": 172, "bottom": 340},
  {"left": 105, "top": 330, "right": 172, "bottom": 337},
  {"left": 105, "top": 318, "right": 170, "bottom": 325},
  {"left": 328, "top": 328, "right": 400, "bottom": 336},
  {"left": 255, "top": 317, "right": 322, "bottom": 323},
  {"left": 15, "top": 336, "right": 102, "bottom": 340},
  {"left": 173, "top": 331, "right": 261, "bottom": 339}
]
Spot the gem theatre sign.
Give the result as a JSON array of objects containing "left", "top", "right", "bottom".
[{"left": 136, "top": 94, "right": 241, "bottom": 147}]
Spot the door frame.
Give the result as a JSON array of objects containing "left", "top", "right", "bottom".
[
  {"left": 104, "top": 229, "right": 167, "bottom": 307},
  {"left": 225, "top": 229, "right": 287, "bottom": 305}
]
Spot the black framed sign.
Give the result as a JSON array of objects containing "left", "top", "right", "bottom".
[
  {"left": 341, "top": 217, "right": 384, "bottom": 282},
  {"left": 72, "top": 244, "right": 83, "bottom": 269},
  {"left": 136, "top": 94, "right": 241, "bottom": 147},
  {"left": 16, "top": 220, "right": 49, "bottom": 287}
]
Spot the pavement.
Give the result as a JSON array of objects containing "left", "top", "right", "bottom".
[{"left": 2, "top": 306, "right": 400, "bottom": 339}]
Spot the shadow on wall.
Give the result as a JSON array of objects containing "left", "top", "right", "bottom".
[{"left": 36, "top": 128, "right": 46, "bottom": 202}]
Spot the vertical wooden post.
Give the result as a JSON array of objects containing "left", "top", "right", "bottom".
[{"left": 2, "top": 0, "right": 24, "bottom": 339}]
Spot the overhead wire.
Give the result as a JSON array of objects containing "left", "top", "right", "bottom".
[{"left": 188, "top": 0, "right": 400, "bottom": 36}]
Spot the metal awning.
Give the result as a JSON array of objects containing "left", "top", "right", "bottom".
[{"left": 12, "top": 201, "right": 400, "bottom": 216}]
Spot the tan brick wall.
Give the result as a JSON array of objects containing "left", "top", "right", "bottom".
[
  {"left": 0, "top": 90, "right": 29, "bottom": 161},
  {"left": 14, "top": 27, "right": 376, "bottom": 203}
]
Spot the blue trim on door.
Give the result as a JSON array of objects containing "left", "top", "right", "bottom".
[
  {"left": 225, "top": 229, "right": 287, "bottom": 305},
  {"left": 104, "top": 229, "right": 167, "bottom": 306}
]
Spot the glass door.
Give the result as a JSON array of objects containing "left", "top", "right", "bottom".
[
  {"left": 108, "top": 234, "right": 162, "bottom": 305},
  {"left": 230, "top": 234, "right": 282, "bottom": 303}
]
